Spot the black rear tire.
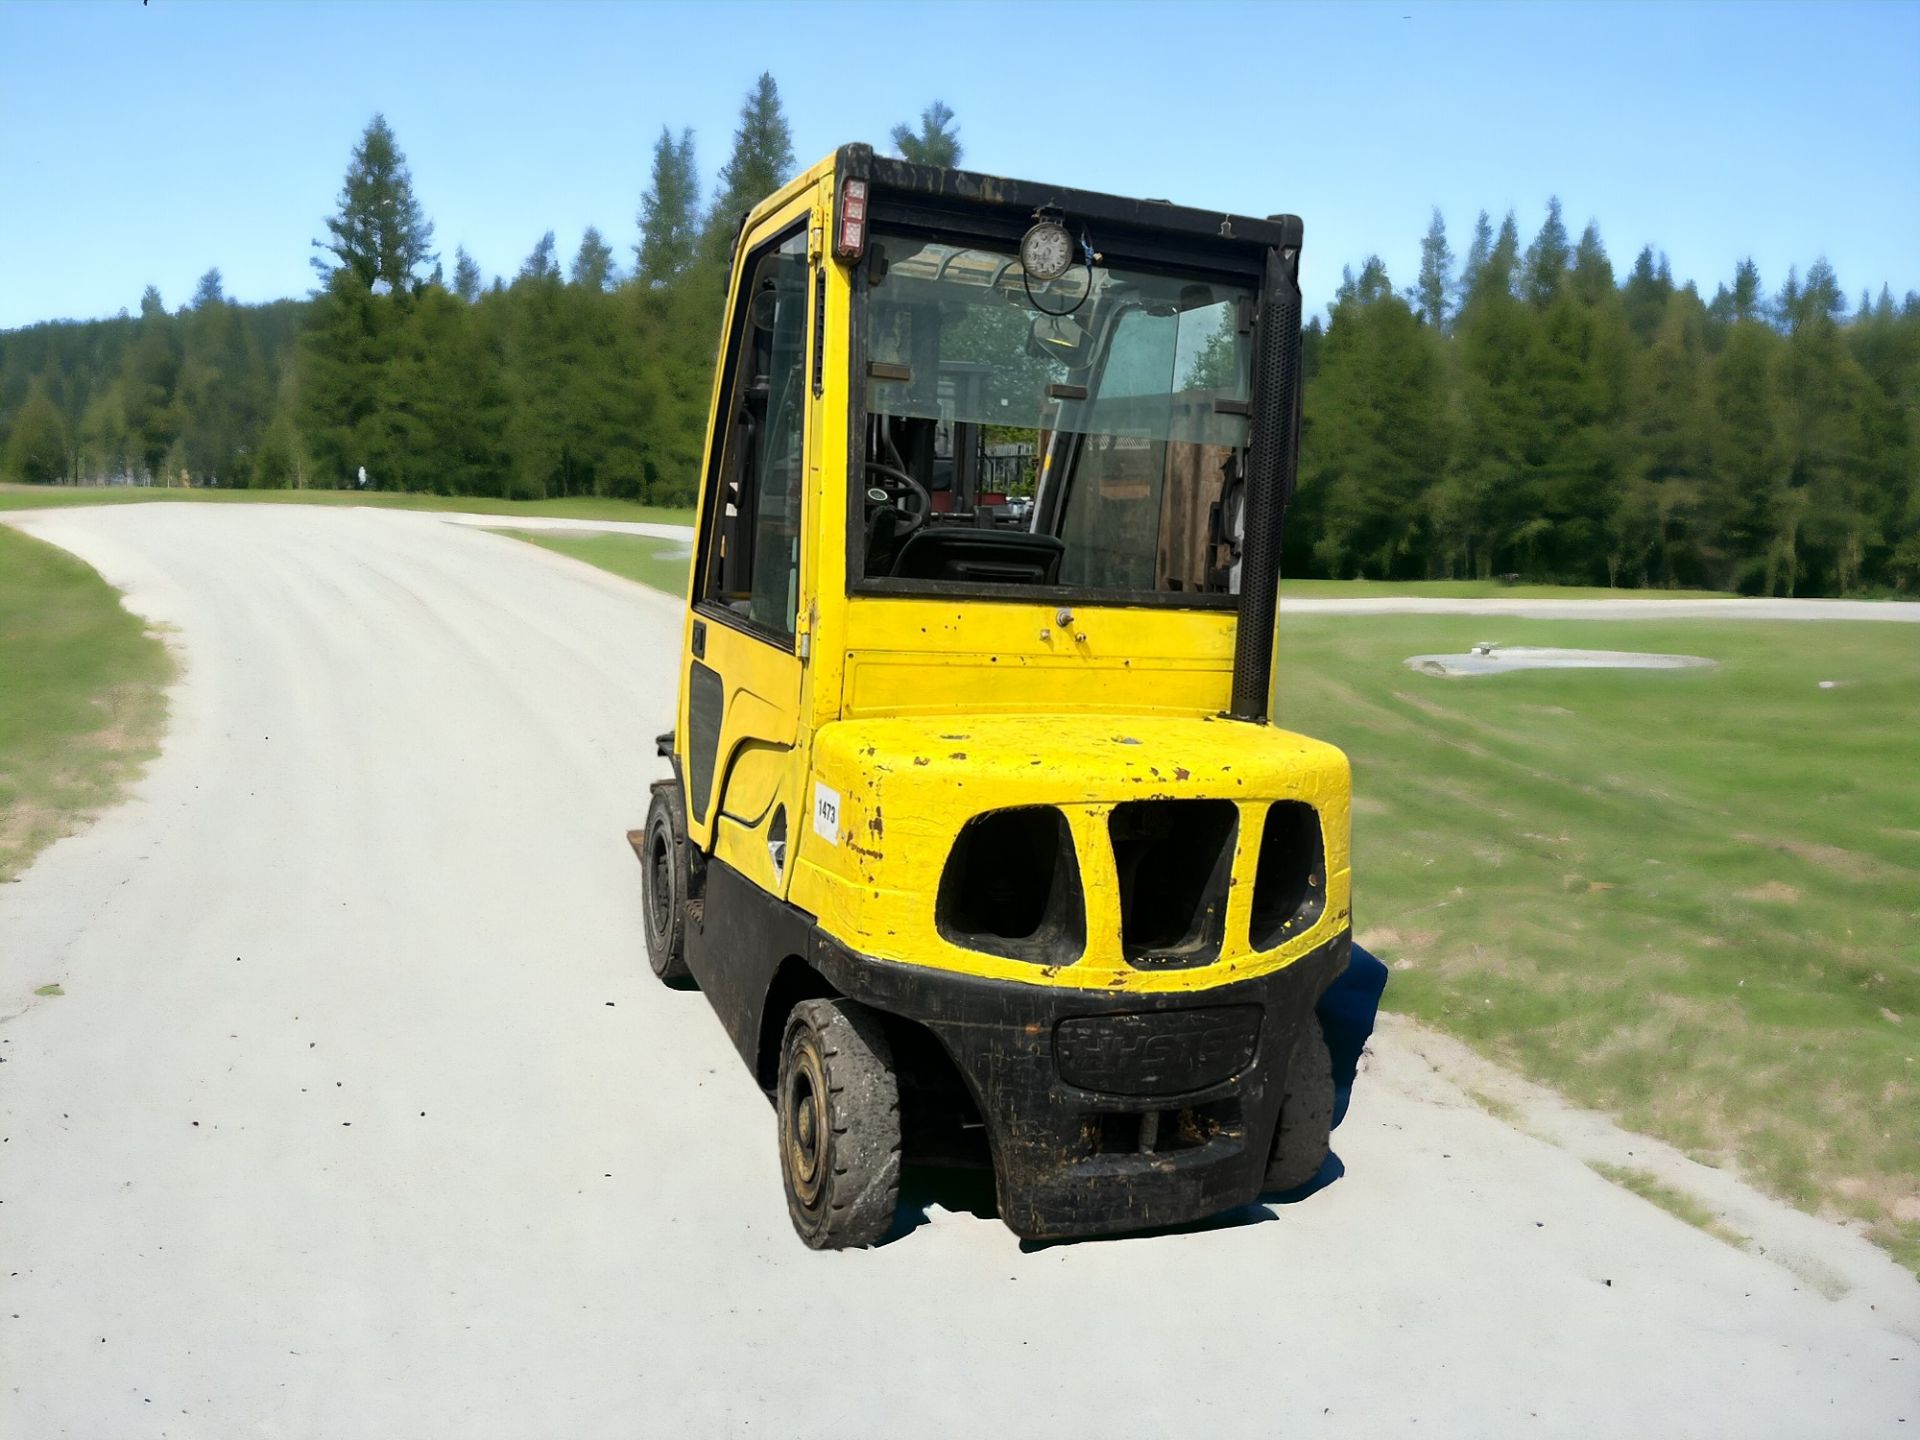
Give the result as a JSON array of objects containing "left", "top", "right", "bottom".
[
  {"left": 641, "top": 786, "right": 692, "bottom": 985},
  {"left": 777, "top": 998, "right": 902, "bottom": 1249},
  {"left": 1264, "top": 1021, "right": 1334, "bottom": 1192}
]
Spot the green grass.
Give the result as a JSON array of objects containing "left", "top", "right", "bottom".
[
  {"left": 0, "top": 482, "right": 694, "bottom": 528},
  {"left": 1589, "top": 1162, "right": 1750, "bottom": 1248},
  {"left": 1274, "top": 613, "right": 1920, "bottom": 1269},
  {"left": 1463, "top": 1087, "right": 1523, "bottom": 1126},
  {"left": 501, "top": 530, "right": 693, "bottom": 595},
  {"left": 0, "top": 526, "right": 173, "bottom": 882},
  {"left": 1280, "top": 577, "right": 1739, "bottom": 600}
]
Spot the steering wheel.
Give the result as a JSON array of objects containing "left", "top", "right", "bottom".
[{"left": 863, "top": 460, "right": 931, "bottom": 536}]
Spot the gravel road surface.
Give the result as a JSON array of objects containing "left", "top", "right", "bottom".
[{"left": 3, "top": 504, "right": 1914, "bottom": 1439}]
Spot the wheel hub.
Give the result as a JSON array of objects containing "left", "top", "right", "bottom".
[
  {"left": 647, "top": 830, "right": 670, "bottom": 935},
  {"left": 782, "top": 1044, "right": 828, "bottom": 1210}
]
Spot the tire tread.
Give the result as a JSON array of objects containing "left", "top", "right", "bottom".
[
  {"left": 781, "top": 998, "right": 901, "bottom": 1249},
  {"left": 642, "top": 786, "right": 692, "bottom": 985},
  {"left": 1265, "top": 1021, "right": 1335, "bottom": 1192}
]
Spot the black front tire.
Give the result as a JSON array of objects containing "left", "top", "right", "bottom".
[
  {"left": 641, "top": 786, "right": 692, "bottom": 985},
  {"left": 777, "top": 998, "right": 902, "bottom": 1249},
  {"left": 1264, "top": 1021, "right": 1334, "bottom": 1192}
]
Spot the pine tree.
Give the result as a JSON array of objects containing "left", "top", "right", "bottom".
[
  {"left": 1454, "top": 210, "right": 1493, "bottom": 313},
  {"left": 1775, "top": 257, "right": 1877, "bottom": 591},
  {"left": 1521, "top": 276, "right": 1630, "bottom": 581},
  {"left": 636, "top": 128, "right": 701, "bottom": 288},
  {"left": 299, "top": 272, "right": 399, "bottom": 486},
  {"left": 891, "top": 100, "right": 962, "bottom": 167},
  {"left": 124, "top": 285, "right": 182, "bottom": 478},
  {"left": 1710, "top": 307, "right": 1788, "bottom": 589},
  {"left": 1623, "top": 247, "right": 1673, "bottom": 341},
  {"left": 1522, "top": 197, "right": 1572, "bottom": 307},
  {"left": 177, "top": 271, "right": 265, "bottom": 485},
  {"left": 1441, "top": 212, "right": 1529, "bottom": 577},
  {"left": 500, "top": 230, "right": 574, "bottom": 497},
  {"left": 705, "top": 73, "right": 796, "bottom": 264},
  {"left": 254, "top": 369, "right": 308, "bottom": 491},
  {"left": 452, "top": 246, "right": 483, "bottom": 303},
  {"left": 1480, "top": 212, "right": 1521, "bottom": 302},
  {"left": 1623, "top": 288, "right": 1719, "bottom": 585},
  {"left": 572, "top": 226, "right": 616, "bottom": 291},
  {"left": 1570, "top": 222, "right": 1612, "bottom": 305},
  {"left": 1774, "top": 265, "right": 1802, "bottom": 331},
  {"left": 77, "top": 384, "right": 133, "bottom": 484},
  {"left": 399, "top": 284, "right": 511, "bottom": 495},
  {"left": 4, "top": 380, "right": 69, "bottom": 483},
  {"left": 299, "top": 116, "right": 439, "bottom": 489},
  {"left": 1411, "top": 208, "right": 1452, "bottom": 329},
  {"left": 519, "top": 231, "right": 561, "bottom": 284},
  {"left": 312, "top": 113, "right": 436, "bottom": 293},
  {"left": 1800, "top": 257, "right": 1846, "bottom": 327},
  {"left": 1730, "top": 258, "right": 1763, "bottom": 323},
  {"left": 1298, "top": 259, "right": 1448, "bottom": 578}
]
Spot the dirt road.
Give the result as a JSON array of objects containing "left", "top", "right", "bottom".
[{"left": 3, "top": 505, "right": 1914, "bottom": 1439}]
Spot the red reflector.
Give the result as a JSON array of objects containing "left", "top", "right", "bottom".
[{"left": 836, "top": 178, "right": 869, "bottom": 259}]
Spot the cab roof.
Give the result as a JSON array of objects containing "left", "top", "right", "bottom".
[{"left": 735, "top": 144, "right": 1302, "bottom": 265}]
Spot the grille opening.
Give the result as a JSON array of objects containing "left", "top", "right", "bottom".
[
  {"left": 1092, "top": 1110, "right": 1142, "bottom": 1155},
  {"left": 1089, "top": 1099, "right": 1244, "bottom": 1156},
  {"left": 1109, "top": 799, "right": 1238, "bottom": 967},
  {"left": 936, "top": 807, "right": 1085, "bottom": 964},
  {"left": 1249, "top": 800, "right": 1326, "bottom": 950}
]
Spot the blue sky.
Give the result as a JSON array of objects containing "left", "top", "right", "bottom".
[{"left": 2, "top": 0, "right": 1915, "bottom": 329}]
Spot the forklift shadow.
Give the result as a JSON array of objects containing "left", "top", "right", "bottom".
[
  {"left": 894, "top": 1164, "right": 1002, "bottom": 1237},
  {"left": 1007, "top": 1154, "right": 1348, "bottom": 1252},
  {"left": 890, "top": 1151, "right": 1348, "bottom": 1250}
]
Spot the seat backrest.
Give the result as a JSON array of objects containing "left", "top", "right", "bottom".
[{"left": 889, "top": 527, "right": 1066, "bottom": 586}]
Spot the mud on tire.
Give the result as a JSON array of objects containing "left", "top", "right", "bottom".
[
  {"left": 777, "top": 998, "right": 902, "bottom": 1249},
  {"left": 1264, "top": 1020, "right": 1334, "bottom": 1192}
]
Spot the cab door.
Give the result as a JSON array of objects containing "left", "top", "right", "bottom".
[{"left": 680, "top": 218, "right": 815, "bottom": 898}]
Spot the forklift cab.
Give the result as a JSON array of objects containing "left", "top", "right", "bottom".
[{"left": 640, "top": 145, "right": 1355, "bottom": 1247}]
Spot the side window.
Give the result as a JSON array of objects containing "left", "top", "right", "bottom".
[{"left": 700, "top": 229, "right": 810, "bottom": 639}]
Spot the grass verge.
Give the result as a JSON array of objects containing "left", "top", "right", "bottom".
[
  {"left": 1589, "top": 1162, "right": 1750, "bottom": 1248},
  {"left": 0, "top": 526, "right": 173, "bottom": 882},
  {"left": 0, "top": 483, "right": 694, "bottom": 528},
  {"left": 1276, "top": 613, "right": 1920, "bottom": 1271},
  {"left": 1281, "top": 578, "right": 1739, "bottom": 600},
  {"left": 500, "top": 530, "right": 692, "bottom": 595}
]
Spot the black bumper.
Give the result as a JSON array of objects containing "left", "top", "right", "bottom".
[{"left": 811, "top": 928, "right": 1350, "bottom": 1240}]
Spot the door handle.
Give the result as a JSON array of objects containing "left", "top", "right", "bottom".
[{"left": 691, "top": 620, "right": 707, "bottom": 659}]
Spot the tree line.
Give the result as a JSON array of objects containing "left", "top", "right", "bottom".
[
  {"left": 0, "top": 78, "right": 1913, "bottom": 595},
  {"left": 1290, "top": 206, "right": 1920, "bottom": 594}
]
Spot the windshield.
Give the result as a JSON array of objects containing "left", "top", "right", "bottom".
[{"left": 858, "top": 233, "right": 1256, "bottom": 601}]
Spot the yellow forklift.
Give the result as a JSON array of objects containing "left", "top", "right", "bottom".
[{"left": 636, "top": 144, "right": 1356, "bottom": 1247}]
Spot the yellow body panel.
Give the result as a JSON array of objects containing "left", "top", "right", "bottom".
[
  {"left": 674, "top": 151, "right": 1354, "bottom": 996},
  {"left": 839, "top": 597, "right": 1238, "bottom": 717},
  {"left": 786, "top": 713, "right": 1350, "bottom": 993}
]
